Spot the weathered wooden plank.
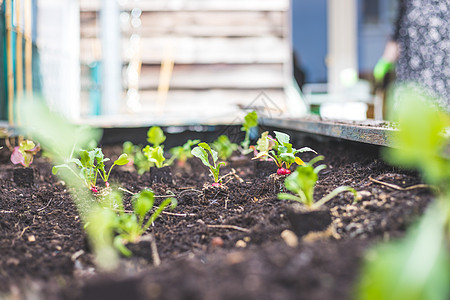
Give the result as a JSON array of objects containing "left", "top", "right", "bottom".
[
  {"left": 136, "top": 36, "right": 289, "bottom": 64},
  {"left": 136, "top": 64, "right": 284, "bottom": 90},
  {"left": 81, "top": 37, "right": 290, "bottom": 64},
  {"left": 79, "top": 88, "right": 287, "bottom": 124},
  {"left": 80, "top": 0, "right": 289, "bottom": 12},
  {"left": 81, "top": 11, "right": 286, "bottom": 38}
]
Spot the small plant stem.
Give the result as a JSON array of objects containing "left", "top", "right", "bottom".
[
  {"left": 105, "top": 163, "right": 115, "bottom": 183},
  {"left": 311, "top": 186, "right": 357, "bottom": 210}
]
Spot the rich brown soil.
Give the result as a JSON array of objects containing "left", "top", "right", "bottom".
[{"left": 0, "top": 136, "right": 434, "bottom": 300}]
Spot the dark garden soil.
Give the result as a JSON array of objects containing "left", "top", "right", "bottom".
[{"left": 0, "top": 136, "right": 434, "bottom": 300}]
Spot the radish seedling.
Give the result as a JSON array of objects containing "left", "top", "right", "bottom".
[
  {"left": 168, "top": 139, "right": 200, "bottom": 166},
  {"left": 113, "top": 189, "right": 177, "bottom": 256},
  {"left": 241, "top": 111, "right": 258, "bottom": 153},
  {"left": 253, "top": 131, "right": 317, "bottom": 175},
  {"left": 10, "top": 140, "right": 40, "bottom": 167},
  {"left": 251, "top": 131, "right": 275, "bottom": 160},
  {"left": 278, "top": 156, "right": 357, "bottom": 210},
  {"left": 212, "top": 135, "right": 238, "bottom": 161},
  {"left": 53, "top": 148, "right": 129, "bottom": 192},
  {"left": 143, "top": 145, "right": 166, "bottom": 168},
  {"left": 191, "top": 142, "right": 226, "bottom": 186},
  {"left": 147, "top": 126, "right": 166, "bottom": 147},
  {"left": 122, "top": 141, "right": 153, "bottom": 174}
]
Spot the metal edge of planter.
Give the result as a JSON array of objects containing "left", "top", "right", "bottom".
[{"left": 260, "top": 117, "right": 396, "bottom": 147}]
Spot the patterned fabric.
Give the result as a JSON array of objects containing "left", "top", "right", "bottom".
[{"left": 393, "top": 0, "right": 449, "bottom": 112}]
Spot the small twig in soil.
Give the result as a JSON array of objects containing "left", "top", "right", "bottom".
[
  {"left": 37, "top": 198, "right": 53, "bottom": 211},
  {"left": 141, "top": 234, "right": 160, "bottom": 266},
  {"left": 118, "top": 187, "right": 135, "bottom": 195},
  {"left": 206, "top": 224, "right": 250, "bottom": 233},
  {"left": 369, "top": 176, "right": 431, "bottom": 191},
  {"left": 18, "top": 226, "right": 29, "bottom": 239},
  {"left": 178, "top": 186, "right": 196, "bottom": 190},
  {"left": 162, "top": 211, "right": 197, "bottom": 217},
  {"left": 0, "top": 210, "right": 14, "bottom": 213},
  {"left": 178, "top": 189, "right": 203, "bottom": 196},
  {"left": 220, "top": 168, "right": 244, "bottom": 184}
]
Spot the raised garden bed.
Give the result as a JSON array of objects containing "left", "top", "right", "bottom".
[{"left": 0, "top": 125, "right": 434, "bottom": 300}]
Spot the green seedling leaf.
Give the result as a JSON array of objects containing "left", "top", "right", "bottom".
[
  {"left": 356, "top": 201, "right": 450, "bottom": 300},
  {"left": 114, "top": 154, "right": 129, "bottom": 166},
  {"left": 147, "top": 126, "right": 166, "bottom": 147},
  {"left": 143, "top": 146, "right": 166, "bottom": 168},
  {"left": 241, "top": 111, "right": 259, "bottom": 151},
  {"left": 191, "top": 145, "right": 210, "bottom": 167},
  {"left": 133, "top": 190, "right": 155, "bottom": 221},
  {"left": 11, "top": 140, "right": 41, "bottom": 167},
  {"left": 242, "top": 111, "right": 258, "bottom": 132},
  {"left": 192, "top": 142, "right": 224, "bottom": 183},
  {"left": 255, "top": 131, "right": 274, "bottom": 154},
  {"left": 168, "top": 139, "right": 200, "bottom": 165},
  {"left": 212, "top": 135, "right": 238, "bottom": 160},
  {"left": 123, "top": 141, "right": 134, "bottom": 155},
  {"left": 274, "top": 131, "right": 290, "bottom": 146},
  {"left": 283, "top": 163, "right": 317, "bottom": 207},
  {"left": 279, "top": 155, "right": 357, "bottom": 209}
]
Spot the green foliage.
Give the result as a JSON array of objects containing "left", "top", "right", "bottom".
[
  {"left": 278, "top": 156, "right": 357, "bottom": 209},
  {"left": 143, "top": 145, "right": 166, "bottom": 168},
  {"left": 356, "top": 86, "right": 450, "bottom": 300},
  {"left": 191, "top": 142, "right": 226, "bottom": 184},
  {"left": 10, "top": 139, "right": 41, "bottom": 167},
  {"left": 168, "top": 139, "right": 200, "bottom": 165},
  {"left": 147, "top": 126, "right": 166, "bottom": 147},
  {"left": 111, "top": 189, "right": 177, "bottom": 257},
  {"left": 356, "top": 201, "right": 450, "bottom": 300},
  {"left": 53, "top": 148, "right": 129, "bottom": 191},
  {"left": 253, "top": 131, "right": 317, "bottom": 169},
  {"left": 254, "top": 131, "right": 274, "bottom": 158},
  {"left": 384, "top": 90, "right": 450, "bottom": 190},
  {"left": 241, "top": 111, "right": 258, "bottom": 151},
  {"left": 122, "top": 141, "right": 153, "bottom": 175},
  {"left": 212, "top": 135, "right": 239, "bottom": 160}
]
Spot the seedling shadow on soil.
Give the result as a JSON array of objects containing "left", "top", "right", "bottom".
[{"left": 0, "top": 136, "right": 433, "bottom": 299}]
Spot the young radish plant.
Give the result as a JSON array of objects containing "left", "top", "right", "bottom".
[
  {"left": 111, "top": 189, "right": 177, "bottom": 257},
  {"left": 168, "top": 139, "right": 200, "bottom": 166},
  {"left": 53, "top": 148, "right": 129, "bottom": 193},
  {"left": 212, "top": 135, "right": 239, "bottom": 161},
  {"left": 250, "top": 131, "right": 275, "bottom": 160},
  {"left": 122, "top": 141, "right": 153, "bottom": 175},
  {"left": 147, "top": 126, "right": 166, "bottom": 147},
  {"left": 191, "top": 142, "right": 226, "bottom": 186},
  {"left": 278, "top": 156, "right": 357, "bottom": 210},
  {"left": 143, "top": 145, "right": 166, "bottom": 168},
  {"left": 240, "top": 111, "right": 258, "bottom": 154},
  {"left": 10, "top": 139, "right": 40, "bottom": 167},
  {"left": 142, "top": 126, "right": 170, "bottom": 168},
  {"left": 253, "top": 131, "right": 317, "bottom": 175}
]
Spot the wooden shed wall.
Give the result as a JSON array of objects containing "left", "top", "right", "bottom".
[{"left": 79, "top": 0, "right": 292, "bottom": 120}]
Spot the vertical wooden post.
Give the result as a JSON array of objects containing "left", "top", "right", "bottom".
[
  {"left": 24, "top": 0, "right": 32, "bottom": 95},
  {"left": 327, "top": 0, "right": 358, "bottom": 95},
  {"left": 5, "top": 0, "right": 14, "bottom": 125},
  {"left": 15, "top": 0, "right": 23, "bottom": 124}
]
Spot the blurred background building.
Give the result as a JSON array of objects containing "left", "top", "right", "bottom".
[{"left": 1, "top": 0, "right": 398, "bottom": 126}]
